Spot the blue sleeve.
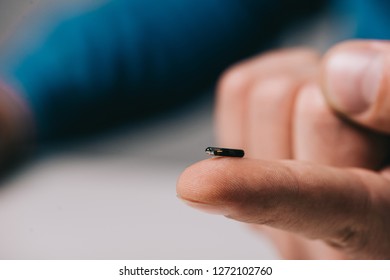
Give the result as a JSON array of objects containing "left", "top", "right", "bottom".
[
  {"left": 334, "top": 0, "right": 390, "bottom": 40},
  {"left": 0, "top": 0, "right": 314, "bottom": 140}
]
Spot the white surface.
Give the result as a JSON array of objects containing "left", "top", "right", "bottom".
[
  {"left": 0, "top": 96, "right": 278, "bottom": 259},
  {"left": 0, "top": 0, "right": 279, "bottom": 260}
]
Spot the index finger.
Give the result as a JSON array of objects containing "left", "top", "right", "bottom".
[{"left": 176, "top": 158, "right": 390, "bottom": 258}]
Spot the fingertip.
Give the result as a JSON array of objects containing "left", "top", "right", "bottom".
[{"left": 176, "top": 158, "right": 244, "bottom": 205}]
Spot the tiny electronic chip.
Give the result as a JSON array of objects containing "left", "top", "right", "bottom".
[{"left": 205, "top": 147, "right": 245, "bottom": 158}]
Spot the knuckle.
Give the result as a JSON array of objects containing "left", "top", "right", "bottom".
[
  {"left": 325, "top": 226, "right": 369, "bottom": 255},
  {"left": 248, "top": 75, "right": 296, "bottom": 105},
  {"left": 295, "top": 83, "right": 331, "bottom": 122},
  {"left": 259, "top": 47, "right": 320, "bottom": 70},
  {"left": 217, "top": 65, "right": 250, "bottom": 100}
]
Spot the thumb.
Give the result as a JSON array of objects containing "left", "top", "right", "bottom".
[{"left": 321, "top": 40, "right": 390, "bottom": 134}]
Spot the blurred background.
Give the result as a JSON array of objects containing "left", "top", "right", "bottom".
[{"left": 0, "top": 0, "right": 283, "bottom": 259}]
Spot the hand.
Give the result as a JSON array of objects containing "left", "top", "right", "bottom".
[
  {"left": 0, "top": 82, "right": 34, "bottom": 169},
  {"left": 177, "top": 42, "right": 390, "bottom": 259}
]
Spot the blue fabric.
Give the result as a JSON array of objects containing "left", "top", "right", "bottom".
[
  {"left": 350, "top": 0, "right": 390, "bottom": 39},
  {"left": 0, "top": 0, "right": 284, "bottom": 139},
  {"left": 1, "top": 0, "right": 366, "bottom": 141}
]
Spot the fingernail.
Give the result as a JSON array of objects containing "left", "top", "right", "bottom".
[
  {"left": 325, "top": 51, "right": 383, "bottom": 114},
  {"left": 177, "top": 196, "right": 229, "bottom": 215}
]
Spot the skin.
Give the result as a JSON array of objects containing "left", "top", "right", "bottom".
[
  {"left": 177, "top": 41, "right": 390, "bottom": 259},
  {"left": 0, "top": 83, "right": 34, "bottom": 169}
]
